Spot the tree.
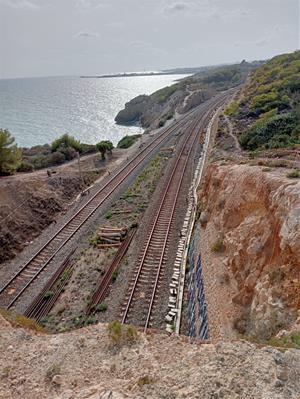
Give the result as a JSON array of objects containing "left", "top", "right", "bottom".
[
  {"left": 0, "top": 129, "right": 22, "bottom": 175},
  {"left": 51, "top": 134, "right": 82, "bottom": 153},
  {"left": 102, "top": 140, "right": 114, "bottom": 154},
  {"left": 96, "top": 140, "right": 113, "bottom": 159}
]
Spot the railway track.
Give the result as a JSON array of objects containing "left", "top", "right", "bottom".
[
  {"left": 121, "top": 95, "right": 227, "bottom": 331},
  {"left": 0, "top": 104, "right": 200, "bottom": 311}
]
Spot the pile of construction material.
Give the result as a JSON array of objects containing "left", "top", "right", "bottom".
[{"left": 97, "top": 226, "right": 128, "bottom": 248}]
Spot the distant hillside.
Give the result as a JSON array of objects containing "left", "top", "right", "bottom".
[
  {"left": 227, "top": 51, "right": 300, "bottom": 150},
  {"left": 115, "top": 61, "right": 259, "bottom": 129}
]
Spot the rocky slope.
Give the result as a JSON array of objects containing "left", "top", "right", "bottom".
[
  {"left": 198, "top": 162, "right": 300, "bottom": 339},
  {"left": 115, "top": 62, "right": 255, "bottom": 130},
  {"left": 0, "top": 315, "right": 300, "bottom": 399}
]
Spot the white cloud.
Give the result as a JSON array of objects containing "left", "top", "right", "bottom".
[
  {"left": 105, "top": 21, "right": 124, "bottom": 29},
  {"left": 161, "top": 1, "right": 252, "bottom": 20},
  {"left": 74, "top": 30, "right": 100, "bottom": 39},
  {"left": 129, "top": 40, "right": 152, "bottom": 48},
  {"left": 0, "top": 0, "right": 41, "bottom": 8},
  {"left": 75, "top": 0, "right": 109, "bottom": 10},
  {"left": 163, "top": 2, "right": 191, "bottom": 14}
]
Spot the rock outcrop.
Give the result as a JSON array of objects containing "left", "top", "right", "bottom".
[
  {"left": 114, "top": 95, "right": 153, "bottom": 125},
  {"left": 0, "top": 317, "right": 300, "bottom": 398},
  {"left": 177, "top": 89, "right": 214, "bottom": 114},
  {"left": 198, "top": 163, "right": 300, "bottom": 339}
]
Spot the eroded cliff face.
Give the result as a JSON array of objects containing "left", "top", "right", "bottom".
[{"left": 199, "top": 163, "right": 300, "bottom": 339}]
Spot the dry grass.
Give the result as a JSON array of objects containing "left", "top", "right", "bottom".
[
  {"left": 107, "top": 321, "right": 139, "bottom": 347},
  {"left": 211, "top": 236, "right": 225, "bottom": 253},
  {"left": 0, "top": 309, "right": 46, "bottom": 333}
]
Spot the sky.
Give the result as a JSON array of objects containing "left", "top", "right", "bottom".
[{"left": 0, "top": 0, "right": 299, "bottom": 79}]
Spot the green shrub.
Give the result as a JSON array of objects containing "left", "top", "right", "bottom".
[
  {"left": 137, "top": 376, "right": 155, "bottom": 386},
  {"left": 117, "top": 134, "right": 141, "bottom": 149},
  {"left": 240, "top": 113, "right": 297, "bottom": 150},
  {"left": 211, "top": 237, "right": 225, "bottom": 253},
  {"left": 225, "top": 101, "right": 239, "bottom": 116},
  {"left": 107, "top": 320, "right": 122, "bottom": 344},
  {"left": 112, "top": 270, "right": 118, "bottom": 282},
  {"left": 96, "top": 302, "right": 108, "bottom": 312},
  {"left": 286, "top": 170, "right": 299, "bottom": 178},
  {"left": 45, "top": 364, "right": 61, "bottom": 382},
  {"left": 105, "top": 211, "right": 113, "bottom": 219},
  {"left": 17, "top": 160, "right": 34, "bottom": 172},
  {"left": 267, "top": 332, "right": 300, "bottom": 349},
  {"left": 51, "top": 134, "right": 82, "bottom": 153},
  {"left": 152, "top": 84, "right": 178, "bottom": 103},
  {"left": 126, "top": 325, "right": 138, "bottom": 343},
  {"left": 0, "top": 129, "right": 22, "bottom": 175},
  {"left": 107, "top": 321, "right": 139, "bottom": 347},
  {"left": 96, "top": 140, "right": 114, "bottom": 159}
]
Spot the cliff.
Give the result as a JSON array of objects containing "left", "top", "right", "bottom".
[
  {"left": 0, "top": 316, "right": 300, "bottom": 398},
  {"left": 198, "top": 162, "right": 300, "bottom": 340},
  {"left": 115, "top": 62, "right": 254, "bottom": 130}
]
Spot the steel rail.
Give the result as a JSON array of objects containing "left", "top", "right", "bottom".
[
  {"left": 121, "top": 113, "right": 203, "bottom": 326},
  {"left": 121, "top": 94, "right": 228, "bottom": 331},
  {"left": 0, "top": 109, "right": 199, "bottom": 309}
]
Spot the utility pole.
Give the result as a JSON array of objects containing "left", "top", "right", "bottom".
[{"left": 77, "top": 152, "right": 85, "bottom": 193}]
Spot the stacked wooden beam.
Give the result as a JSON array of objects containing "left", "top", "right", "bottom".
[{"left": 97, "top": 226, "right": 127, "bottom": 248}]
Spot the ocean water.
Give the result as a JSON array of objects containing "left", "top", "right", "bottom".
[{"left": 0, "top": 74, "right": 188, "bottom": 148}]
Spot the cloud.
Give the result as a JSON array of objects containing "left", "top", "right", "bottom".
[
  {"left": 160, "top": 1, "right": 252, "bottom": 20},
  {"left": 0, "top": 0, "right": 41, "bottom": 8},
  {"left": 129, "top": 40, "right": 152, "bottom": 48},
  {"left": 105, "top": 21, "right": 124, "bottom": 29},
  {"left": 74, "top": 30, "right": 100, "bottom": 39},
  {"left": 75, "top": 0, "right": 109, "bottom": 10},
  {"left": 162, "top": 1, "right": 193, "bottom": 14}
]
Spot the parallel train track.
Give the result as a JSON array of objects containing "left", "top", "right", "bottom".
[
  {"left": 121, "top": 95, "right": 227, "bottom": 331},
  {"left": 0, "top": 103, "right": 202, "bottom": 310}
]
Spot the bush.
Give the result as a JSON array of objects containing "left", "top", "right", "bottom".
[
  {"left": 17, "top": 160, "right": 34, "bottom": 172},
  {"left": 107, "top": 321, "right": 139, "bottom": 346},
  {"left": 267, "top": 332, "right": 300, "bottom": 349},
  {"left": 107, "top": 320, "right": 122, "bottom": 344},
  {"left": 286, "top": 170, "right": 299, "bottom": 178},
  {"left": 112, "top": 270, "right": 118, "bottom": 282},
  {"left": 117, "top": 134, "right": 141, "bottom": 149},
  {"left": 152, "top": 84, "right": 178, "bottom": 103},
  {"left": 0, "top": 129, "right": 22, "bottom": 175},
  {"left": 211, "top": 237, "right": 225, "bottom": 253},
  {"left": 96, "top": 302, "right": 108, "bottom": 312},
  {"left": 96, "top": 140, "right": 114, "bottom": 159},
  {"left": 239, "top": 113, "right": 297, "bottom": 150},
  {"left": 51, "top": 134, "right": 82, "bottom": 153},
  {"left": 45, "top": 364, "right": 61, "bottom": 382},
  {"left": 137, "top": 376, "right": 155, "bottom": 386},
  {"left": 126, "top": 325, "right": 138, "bottom": 343},
  {"left": 56, "top": 145, "right": 77, "bottom": 161}
]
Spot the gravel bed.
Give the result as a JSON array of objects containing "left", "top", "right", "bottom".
[{"left": 1, "top": 129, "right": 179, "bottom": 314}]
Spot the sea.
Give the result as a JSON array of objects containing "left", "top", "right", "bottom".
[{"left": 0, "top": 74, "right": 188, "bottom": 148}]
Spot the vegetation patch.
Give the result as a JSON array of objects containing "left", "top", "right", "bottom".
[
  {"left": 286, "top": 170, "right": 299, "bottom": 178},
  {"left": 137, "top": 376, "right": 155, "bottom": 387},
  {"left": 211, "top": 236, "right": 225, "bottom": 253},
  {"left": 0, "top": 309, "right": 46, "bottom": 333},
  {"left": 117, "top": 134, "right": 141, "bottom": 149},
  {"left": 107, "top": 321, "right": 139, "bottom": 346},
  {"left": 230, "top": 51, "right": 300, "bottom": 151}
]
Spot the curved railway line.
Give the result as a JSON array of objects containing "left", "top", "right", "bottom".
[
  {"left": 0, "top": 104, "right": 202, "bottom": 311},
  {"left": 121, "top": 94, "right": 228, "bottom": 331}
]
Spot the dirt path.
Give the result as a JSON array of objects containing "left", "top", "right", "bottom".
[{"left": 224, "top": 114, "right": 242, "bottom": 152}]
